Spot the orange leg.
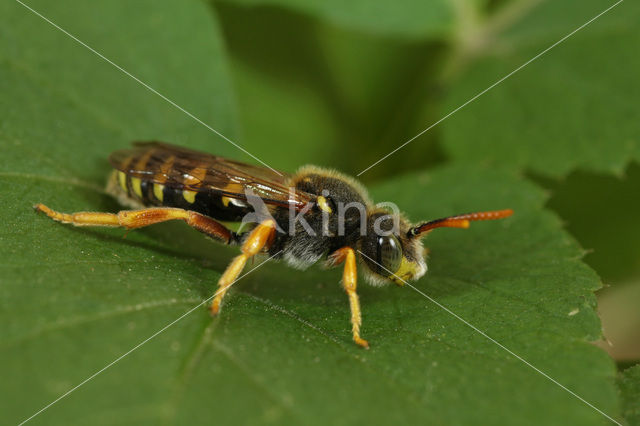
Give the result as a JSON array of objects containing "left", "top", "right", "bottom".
[
  {"left": 331, "top": 247, "right": 369, "bottom": 348},
  {"left": 210, "top": 220, "right": 276, "bottom": 315},
  {"left": 34, "top": 204, "right": 233, "bottom": 243}
]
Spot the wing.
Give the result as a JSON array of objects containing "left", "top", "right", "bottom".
[{"left": 109, "top": 141, "right": 313, "bottom": 209}]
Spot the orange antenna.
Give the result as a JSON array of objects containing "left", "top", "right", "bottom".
[{"left": 408, "top": 209, "right": 513, "bottom": 238}]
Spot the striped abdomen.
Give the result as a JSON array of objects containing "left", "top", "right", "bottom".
[{"left": 108, "top": 150, "right": 254, "bottom": 223}]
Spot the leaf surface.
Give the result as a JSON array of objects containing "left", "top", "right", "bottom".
[
  {"left": 620, "top": 365, "right": 640, "bottom": 426},
  {"left": 440, "top": 0, "right": 640, "bottom": 177},
  {"left": 1, "top": 166, "right": 622, "bottom": 424},
  {"left": 0, "top": 1, "right": 624, "bottom": 425}
]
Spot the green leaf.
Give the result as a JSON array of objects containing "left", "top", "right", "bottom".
[
  {"left": 216, "top": 0, "right": 456, "bottom": 39},
  {"left": 619, "top": 365, "right": 640, "bottom": 425},
  {"left": 1, "top": 162, "right": 622, "bottom": 423},
  {"left": 440, "top": 0, "right": 640, "bottom": 177},
  {"left": 0, "top": 0, "right": 240, "bottom": 181},
  {"left": 0, "top": 1, "right": 623, "bottom": 424}
]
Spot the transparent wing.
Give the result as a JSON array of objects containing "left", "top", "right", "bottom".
[{"left": 109, "top": 141, "right": 313, "bottom": 209}]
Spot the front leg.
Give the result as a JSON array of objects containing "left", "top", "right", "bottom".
[{"left": 331, "top": 247, "right": 369, "bottom": 348}]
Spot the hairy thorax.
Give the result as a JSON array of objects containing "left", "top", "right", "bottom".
[{"left": 269, "top": 166, "right": 373, "bottom": 269}]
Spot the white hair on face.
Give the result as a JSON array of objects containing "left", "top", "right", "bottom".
[
  {"left": 361, "top": 267, "right": 393, "bottom": 287},
  {"left": 413, "top": 255, "right": 428, "bottom": 280}
]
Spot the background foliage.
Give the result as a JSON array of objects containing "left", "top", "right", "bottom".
[{"left": 1, "top": 0, "right": 638, "bottom": 424}]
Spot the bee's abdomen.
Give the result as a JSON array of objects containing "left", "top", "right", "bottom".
[
  {"left": 107, "top": 168, "right": 252, "bottom": 222},
  {"left": 108, "top": 168, "right": 161, "bottom": 208}
]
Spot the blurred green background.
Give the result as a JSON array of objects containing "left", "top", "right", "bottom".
[{"left": 1, "top": 0, "right": 639, "bottom": 424}]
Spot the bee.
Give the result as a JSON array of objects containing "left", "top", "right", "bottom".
[{"left": 35, "top": 142, "right": 512, "bottom": 348}]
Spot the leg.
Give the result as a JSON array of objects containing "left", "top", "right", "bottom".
[
  {"left": 34, "top": 204, "right": 233, "bottom": 243},
  {"left": 210, "top": 220, "right": 276, "bottom": 315},
  {"left": 331, "top": 247, "right": 369, "bottom": 348}
]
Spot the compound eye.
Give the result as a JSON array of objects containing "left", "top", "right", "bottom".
[{"left": 377, "top": 234, "right": 402, "bottom": 275}]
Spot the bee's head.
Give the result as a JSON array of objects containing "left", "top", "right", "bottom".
[
  {"left": 360, "top": 211, "right": 427, "bottom": 285},
  {"left": 359, "top": 208, "right": 514, "bottom": 285}
]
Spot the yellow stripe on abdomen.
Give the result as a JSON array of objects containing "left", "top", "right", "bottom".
[
  {"left": 181, "top": 165, "right": 207, "bottom": 204},
  {"left": 153, "top": 184, "right": 165, "bottom": 202},
  {"left": 131, "top": 177, "right": 143, "bottom": 198},
  {"left": 118, "top": 171, "right": 127, "bottom": 192},
  {"left": 183, "top": 190, "right": 197, "bottom": 204}
]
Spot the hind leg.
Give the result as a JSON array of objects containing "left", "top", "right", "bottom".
[{"left": 34, "top": 204, "right": 233, "bottom": 243}]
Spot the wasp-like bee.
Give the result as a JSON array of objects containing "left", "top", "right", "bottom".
[{"left": 35, "top": 142, "right": 512, "bottom": 347}]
